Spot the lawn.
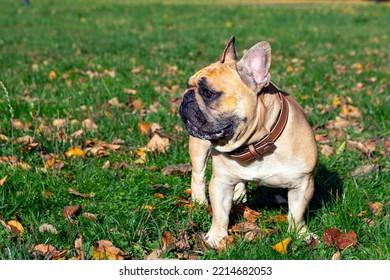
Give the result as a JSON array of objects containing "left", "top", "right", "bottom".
[{"left": 0, "top": 0, "right": 389, "bottom": 260}]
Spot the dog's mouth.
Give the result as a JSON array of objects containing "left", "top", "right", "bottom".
[{"left": 184, "top": 119, "right": 235, "bottom": 141}]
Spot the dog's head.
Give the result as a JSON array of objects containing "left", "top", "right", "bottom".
[{"left": 179, "top": 36, "right": 272, "bottom": 149}]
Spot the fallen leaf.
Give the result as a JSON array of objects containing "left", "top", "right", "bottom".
[
  {"left": 38, "top": 224, "right": 58, "bottom": 235},
  {"left": 62, "top": 205, "right": 81, "bottom": 219},
  {"left": 154, "top": 193, "right": 165, "bottom": 199},
  {"left": 53, "top": 119, "right": 67, "bottom": 128},
  {"left": 64, "top": 146, "right": 85, "bottom": 158},
  {"left": 332, "top": 251, "right": 341, "bottom": 260},
  {"left": 321, "top": 145, "right": 336, "bottom": 157},
  {"left": 0, "top": 175, "right": 7, "bottom": 186},
  {"left": 82, "top": 119, "right": 98, "bottom": 131},
  {"left": 92, "top": 240, "right": 124, "bottom": 260},
  {"left": 347, "top": 140, "right": 376, "bottom": 154},
  {"left": 230, "top": 222, "right": 266, "bottom": 241},
  {"left": 145, "top": 134, "right": 170, "bottom": 153},
  {"left": 162, "top": 163, "right": 192, "bottom": 176},
  {"left": 146, "top": 248, "right": 163, "bottom": 260},
  {"left": 48, "top": 70, "right": 57, "bottom": 80},
  {"left": 0, "top": 134, "right": 9, "bottom": 142},
  {"left": 234, "top": 205, "right": 260, "bottom": 223},
  {"left": 351, "top": 164, "right": 380, "bottom": 177},
  {"left": 12, "top": 119, "right": 30, "bottom": 130},
  {"left": 322, "top": 228, "right": 357, "bottom": 250},
  {"left": 68, "top": 188, "right": 94, "bottom": 198},
  {"left": 322, "top": 228, "right": 341, "bottom": 247},
  {"left": 161, "top": 231, "right": 176, "bottom": 251},
  {"left": 13, "top": 135, "right": 33, "bottom": 145},
  {"left": 83, "top": 212, "right": 97, "bottom": 221},
  {"left": 217, "top": 235, "right": 235, "bottom": 252},
  {"left": 75, "top": 235, "right": 85, "bottom": 260},
  {"left": 362, "top": 218, "right": 376, "bottom": 227},
  {"left": 368, "top": 202, "right": 383, "bottom": 216},
  {"left": 32, "top": 244, "right": 66, "bottom": 259},
  {"left": 183, "top": 188, "right": 192, "bottom": 197},
  {"left": 138, "top": 121, "right": 150, "bottom": 135},
  {"left": 272, "top": 237, "right": 292, "bottom": 254},
  {"left": 336, "top": 230, "right": 357, "bottom": 250},
  {"left": 7, "top": 220, "right": 24, "bottom": 236}
]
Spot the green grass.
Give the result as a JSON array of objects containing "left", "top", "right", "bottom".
[{"left": 0, "top": 0, "right": 389, "bottom": 260}]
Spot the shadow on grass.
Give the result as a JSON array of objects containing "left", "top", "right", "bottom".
[{"left": 238, "top": 164, "right": 343, "bottom": 222}]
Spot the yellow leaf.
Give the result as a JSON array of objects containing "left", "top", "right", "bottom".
[
  {"left": 7, "top": 220, "right": 24, "bottom": 236},
  {"left": 286, "top": 66, "right": 294, "bottom": 72},
  {"left": 64, "top": 146, "right": 85, "bottom": 158},
  {"left": 138, "top": 121, "right": 150, "bottom": 135},
  {"left": 368, "top": 201, "right": 383, "bottom": 216},
  {"left": 48, "top": 70, "right": 57, "bottom": 80},
  {"left": 154, "top": 193, "right": 165, "bottom": 199},
  {"left": 92, "top": 240, "right": 124, "bottom": 260},
  {"left": 225, "top": 21, "right": 232, "bottom": 28},
  {"left": 0, "top": 175, "right": 7, "bottom": 186},
  {"left": 332, "top": 97, "right": 341, "bottom": 108},
  {"left": 272, "top": 237, "right": 292, "bottom": 254}
]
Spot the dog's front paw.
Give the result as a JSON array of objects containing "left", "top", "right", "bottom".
[{"left": 204, "top": 229, "right": 228, "bottom": 249}]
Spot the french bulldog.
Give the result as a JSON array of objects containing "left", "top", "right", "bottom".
[{"left": 179, "top": 36, "right": 318, "bottom": 248}]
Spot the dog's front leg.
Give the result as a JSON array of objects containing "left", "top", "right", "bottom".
[
  {"left": 189, "top": 136, "right": 211, "bottom": 204},
  {"left": 205, "top": 175, "right": 234, "bottom": 248},
  {"left": 287, "top": 175, "right": 315, "bottom": 235}
]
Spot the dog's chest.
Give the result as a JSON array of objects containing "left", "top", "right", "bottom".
[{"left": 214, "top": 153, "right": 307, "bottom": 188}]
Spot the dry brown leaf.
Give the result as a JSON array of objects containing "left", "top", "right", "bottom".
[
  {"left": 230, "top": 222, "right": 265, "bottom": 241},
  {"left": 0, "top": 134, "right": 9, "bottom": 142},
  {"left": 217, "top": 235, "right": 235, "bottom": 252},
  {"left": 183, "top": 188, "right": 192, "bottom": 197},
  {"left": 145, "top": 134, "right": 170, "bottom": 153},
  {"left": 131, "top": 66, "right": 144, "bottom": 74},
  {"left": 321, "top": 145, "right": 336, "bottom": 157},
  {"left": 162, "top": 163, "right": 192, "bottom": 176},
  {"left": 32, "top": 244, "right": 66, "bottom": 259},
  {"left": 101, "top": 143, "right": 121, "bottom": 151},
  {"left": 39, "top": 224, "right": 58, "bottom": 235},
  {"left": 82, "top": 119, "right": 98, "bottom": 131},
  {"left": 69, "top": 188, "right": 94, "bottom": 198},
  {"left": 336, "top": 230, "right": 358, "bottom": 250},
  {"left": 13, "top": 135, "right": 33, "bottom": 145},
  {"left": 362, "top": 218, "right": 376, "bottom": 227},
  {"left": 162, "top": 231, "right": 177, "bottom": 251},
  {"left": 305, "top": 234, "right": 320, "bottom": 249},
  {"left": 62, "top": 205, "right": 81, "bottom": 219},
  {"left": 332, "top": 251, "right": 341, "bottom": 260},
  {"left": 108, "top": 97, "right": 124, "bottom": 108},
  {"left": 64, "top": 146, "right": 85, "bottom": 158},
  {"left": 75, "top": 235, "right": 85, "bottom": 260},
  {"left": 368, "top": 201, "right": 383, "bottom": 216},
  {"left": 12, "top": 119, "right": 30, "bottom": 130},
  {"left": 234, "top": 205, "right": 260, "bottom": 223},
  {"left": 83, "top": 212, "right": 97, "bottom": 221},
  {"left": 53, "top": 119, "right": 67, "bottom": 128},
  {"left": 322, "top": 228, "right": 357, "bottom": 250},
  {"left": 92, "top": 240, "right": 124, "bottom": 260},
  {"left": 347, "top": 140, "right": 376, "bottom": 154},
  {"left": 272, "top": 237, "right": 292, "bottom": 254},
  {"left": 146, "top": 248, "right": 163, "bottom": 260},
  {"left": 351, "top": 164, "right": 380, "bottom": 177}
]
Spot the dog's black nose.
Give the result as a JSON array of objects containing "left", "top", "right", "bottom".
[{"left": 182, "top": 89, "right": 195, "bottom": 103}]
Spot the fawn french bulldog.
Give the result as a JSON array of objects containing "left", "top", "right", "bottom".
[{"left": 179, "top": 36, "right": 318, "bottom": 248}]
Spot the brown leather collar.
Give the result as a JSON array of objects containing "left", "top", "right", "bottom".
[{"left": 229, "top": 82, "right": 289, "bottom": 163}]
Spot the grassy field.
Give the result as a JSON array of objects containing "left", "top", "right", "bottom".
[{"left": 0, "top": 0, "right": 389, "bottom": 260}]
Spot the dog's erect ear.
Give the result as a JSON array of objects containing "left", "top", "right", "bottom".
[
  {"left": 219, "top": 36, "right": 237, "bottom": 63},
  {"left": 236, "top": 41, "right": 271, "bottom": 91}
]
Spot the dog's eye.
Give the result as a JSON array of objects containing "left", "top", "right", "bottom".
[{"left": 202, "top": 90, "right": 215, "bottom": 99}]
